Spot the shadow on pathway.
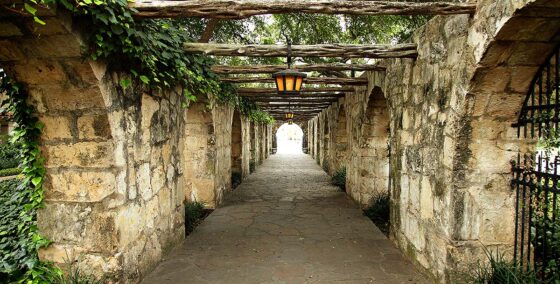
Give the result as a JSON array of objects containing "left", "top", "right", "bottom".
[{"left": 141, "top": 153, "right": 428, "bottom": 283}]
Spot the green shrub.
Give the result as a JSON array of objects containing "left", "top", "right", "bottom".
[
  {"left": 469, "top": 249, "right": 538, "bottom": 284},
  {"left": 331, "top": 167, "right": 346, "bottom": 192},
  {"left": 0, "top": 178, "right": 28, "bottom": 280},
  {"left": 231, "top": 172, "right": 242, "bottom": 189},
  {"left": 0, "top": 142, "right": 19, "bottom": 170},
  {"left": 322, "top": 161, "right": 330, "bottom": 174},
  {"left": 249, "top": 160, "right": 256, "bottom": 173},
  {"left": 0, "top": 167, "right": 21, "bottom": 177},
  {"left": 364, "top": 192, "right": 390, "bottom": 235},
  {"left": 184, "top": 201, "right": 206, "bottom": 235}
]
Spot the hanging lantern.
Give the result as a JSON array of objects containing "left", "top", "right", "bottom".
[
  {"left": 285, "top": 112, "right": 295, "bottom": 120},
  {"left": 288, "top": 119, "right": 294, "bottom": 125},
  {"left": 272, "top": 40, "right": 306, "bottom": 95}
]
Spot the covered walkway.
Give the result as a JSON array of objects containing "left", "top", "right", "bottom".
[{"left": 142, "top": 153, "right": 427, "bottom": 283}]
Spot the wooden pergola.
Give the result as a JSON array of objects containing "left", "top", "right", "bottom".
[{"left": 129, "top": 0, "right": 476, "bottom": 122}]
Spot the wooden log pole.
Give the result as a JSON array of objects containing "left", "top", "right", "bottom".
[
  {"left": 211, "top": 63, "right": 385, "bottom": 74},
  {"left": 184, "top": 43, "right": 417, "bottom": 58},
  {"left": 132, "top": 1, "right": 477, "bottom": 19}
]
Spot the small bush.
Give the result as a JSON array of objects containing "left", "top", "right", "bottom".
[
  {"left": 184, "top": 201, "right": 206, "bottom": 235},
  {"left": 231, "top": 172, "right": 242, "bottom": 189},
  {"left": 0, "top": 142, "right": 19, "bottom": 170},
  {"left": 468, "top": 249, "right": 538, "bottom": 284},
  {"left": 249, "top": 160, "right": 256, "bottom": 173},
  {"left": 364, "top": 192, "right": 390, "bottom": 236},
  {"left": 0, "top": 167, "right": 20, "bottom": 177},
  {"left": 0, "top": 178, "right": 28, "bottom": 280},
  {"left": 331, "top": 167, "right": 346, "bottom": 192}
]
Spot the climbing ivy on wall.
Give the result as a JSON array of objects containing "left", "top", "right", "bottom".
[{"left": 0, "top": 71, "right": 62, "bottom": 283}]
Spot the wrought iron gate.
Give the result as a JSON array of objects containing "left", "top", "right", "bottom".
[{"left": 511, "top": 45, "right": 560, "bottom": 281}]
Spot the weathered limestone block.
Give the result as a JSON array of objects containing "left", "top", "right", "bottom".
[{"left": 46, "top": 171, "right": 116, "bottom": 202}]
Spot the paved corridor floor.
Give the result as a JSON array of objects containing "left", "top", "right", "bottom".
[{"left": 142, "top": 153, "right": 428, "bottom": 284}]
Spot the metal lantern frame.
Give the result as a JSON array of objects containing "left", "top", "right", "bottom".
[{"left": 272, "top": 40, "right": 307, "bottom": 95}]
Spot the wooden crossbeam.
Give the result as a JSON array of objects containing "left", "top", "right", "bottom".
[
  {"left": 212, "top": 63, "right": 385, "bottom": 74},
  {"left": 222, "top": 76, "right": 368, "bottom": 85},
  {"left": 237, "top": 87, "right": 354, "bottom": 94},
  {"left": 253, "top": 98, "right": 336, "bottom": 102},
  {"left": 184, "top": 43, "right": 417, "bottom": 58},
  {"left": 132, "top": 1, "right": 477, "bottom": 19},
  {"left": 241, "top": 94, "right": 344, "bottom": 99}
]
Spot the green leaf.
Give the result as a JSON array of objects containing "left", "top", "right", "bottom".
[
  {"left": 120, "top": 79, "right": 131, "bottom": 88},
  {"left": 24, "top": 3, "right": 37, "bottom": 15},
  {"left": 139, "top": 75, "right": 150, "bottom": 84}
]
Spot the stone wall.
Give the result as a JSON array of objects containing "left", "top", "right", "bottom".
[
  {"left": 0, "top": 12, "right": 187, "bottom": 282},
  {"left": 184, "top": 101, "right": 234, "bottom": 208}
]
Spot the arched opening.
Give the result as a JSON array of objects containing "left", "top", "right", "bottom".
[
  {"left": 322, "top": 114, "right": 330, "bottom": 172},
  {"left": 358, "top": 87, "right": 390, "bottom": 204},
  {"left": 231, "top": 110, "right": 243, "bottom": 188},
  {"left": 462, "top": 0, "right": 560, "bottom": 280},
  {"left": 276, "top": 123, "right": 304, "bottom": 154},
  {"left": 333, "top": 105, "right": 348, "bottom": 173}
]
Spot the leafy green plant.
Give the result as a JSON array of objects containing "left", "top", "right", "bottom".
[
  {"left": 0, "top": 141, "right": 20, "bottom": 170},
  {"left": 364, "top": 191, "right": 390, "bottom": 235},
  {"left": 249, "top": 160, "right": 256, "bottom": 173},
  {"left": 468, "top": 249, "right": 539, "bottom": 284},
  {"left": 231, "top": 172, "right": 242, "bottom": 189},
  {"left": 184, "top": 201, "right": 206, "bottom": 235},
  {"left": 331, "top": 167, "right": 346, "bottom": 192},
  {"left": 0, "top": 71, "right": 54, "bottom": 283}
]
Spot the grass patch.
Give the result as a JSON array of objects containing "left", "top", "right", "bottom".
[
  {"left": 184, "top": 201, "right": 212, "bottom": 235},
  {"left": 364, "top": 192, "right": 390, "bottom": 236},
  {"left": 465, "top": 249, "right": 539, "bottom": 284},
  {"left": 331, "top": 167, "right": 346, "bottom": 192},
  {"left": 231, "top": 172, "right": 242, "bottom": 189}
]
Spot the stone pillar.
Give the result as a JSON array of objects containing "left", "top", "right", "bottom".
[
  {"left": 240, "top": 116, "right": 251, "bottom": 178},
  {"left": 231, "top": 111, "right": 243, "bottom": 175},
  {"left": 183, "top": 101, "right": 233, "bottom": 208}
]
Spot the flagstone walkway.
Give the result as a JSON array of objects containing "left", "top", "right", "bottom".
[{"left": 141, "top": 153, "right": 428, "bottom": 284}]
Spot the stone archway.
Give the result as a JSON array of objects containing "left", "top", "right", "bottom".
[
  {"left": 321, "top": 111, "right": 330, "bottom": 172},
  {"left": 231, "top": 110, "right": 243, "bottom": 176},
  {"left": 456, "top": 0, "right": 560, "bottom": 270},
  {"left": 357, "top": 87, "right": 390, "bottom": 204},
  {"left": 333, "top": 104, "right": 348, "bottom": 173}
]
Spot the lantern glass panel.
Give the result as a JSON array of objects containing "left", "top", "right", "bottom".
[
  {"left": 276, "top": 76, "right": 285, "bottom": 91},
  {"left": 295, "top": 77, "right": 303, "bottom": 91},
  {"left": 285, "top": 75, "right": 295, "bottom": 91}
]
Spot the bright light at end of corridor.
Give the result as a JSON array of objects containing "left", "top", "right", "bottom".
[{"left": 276, "top": 123, "right": 303, "bottom": 154}]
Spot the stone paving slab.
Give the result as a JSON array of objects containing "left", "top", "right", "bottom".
[{"left": 141, "top": 153, "right": 429, "bottom": 284}]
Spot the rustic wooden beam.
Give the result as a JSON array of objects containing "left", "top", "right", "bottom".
[
  {"left": 253, "top": 98, "right": 337, "bottom": 103},
  {"left": 237, "top": 87, "right": 354, "bottom": 94},
  {"left": 241, "top": 94, "right": 344, "bottom": 99},
  {"left": 212, "top": 63, "right": 385, "bottom": 74},
  {"left": 132, "top": 1, "right": 477, "bottom": 19},
  {"left": 184, "top": 43, "right": 417, "bottom": 58},
  {"left": 222, "top": 76, "right": 368, "bottom": 85}
]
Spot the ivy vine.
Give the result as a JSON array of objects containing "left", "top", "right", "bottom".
[{"left": 0, "top": 71, "right": 62, "bottom": 283}]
